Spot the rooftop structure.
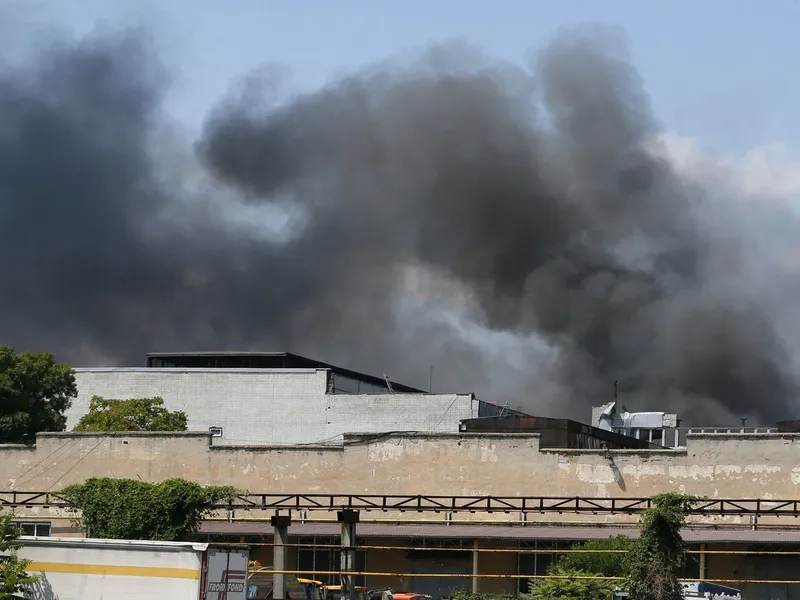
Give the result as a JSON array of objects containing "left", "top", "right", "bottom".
[
  {"left": 144, "top": 351, "right": 423, "bottom": 394},
  {"left": 458, "top": 414, "right": 659, "bottom": 449},
  {"left": 69, "top": 351, "right": 522, "bottom": 446},
  {"left": 592, "top": 401, "right": 778, "bottom": 447}
]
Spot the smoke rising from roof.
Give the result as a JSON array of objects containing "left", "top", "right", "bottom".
[{"left": 1, "top": 25, "right": 798, "bottom": 424}]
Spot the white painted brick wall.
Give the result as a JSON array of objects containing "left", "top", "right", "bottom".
[
  {"left": 69, "top": 369, "right": 477, "bottom": 445},
  {"left": 326, "top": 394, "right": 475, "bottom": 435}
]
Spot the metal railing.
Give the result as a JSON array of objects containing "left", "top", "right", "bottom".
[{"left": 5, "top": 491, "right": 800, "bottom": 516}]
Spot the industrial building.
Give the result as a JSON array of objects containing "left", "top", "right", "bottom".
[
  {"left": 68, "top": 352, "right": 521, "bottom": 446},
  {"left": 5, "top": 350, "right": 797, "bottom": 599},
  {"left": 4, "top": 427, "right": 800, "bottom": 599}
]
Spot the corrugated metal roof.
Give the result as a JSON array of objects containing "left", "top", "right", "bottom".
[{"left": 198, "top": 522, "right": 800, "bottom": 543}]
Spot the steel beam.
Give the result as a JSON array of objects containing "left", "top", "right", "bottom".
[{"left": 2, "top": 492, "right": 799, "bottom": 517}]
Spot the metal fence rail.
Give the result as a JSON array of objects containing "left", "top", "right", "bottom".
[{"left": 4, "top": 491, "right": 800, "bottom": 516}]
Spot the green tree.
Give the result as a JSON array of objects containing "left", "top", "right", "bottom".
[
  {"left": 624, "top": 492, "right": 695, "bottom": 600},
  {"left": 0, "top": 346, "right": 77, "bottom": 444},
  {"left": 555, "top": 536, "right": 633, "bottom": 578},
  {"left": 73, "top": 396, "right": 188, "bottom": 432},
  {"left": 529, "top": 565, "right": 615, "bottom": 600},
  {"left": 60, "top": 478, "right": 237, "bottom": 541},
  {"left": 0, "top": 511, "right": 39, "bottom": 599}
]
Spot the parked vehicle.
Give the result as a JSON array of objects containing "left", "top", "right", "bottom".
[
  {"left": 18, "top": 536, "right": 250, "bottom": 600},
  {"left": 363, "top": 589, "right": 432, "bottom": 600},
  {"left": 613, "top": 580, "right": 742, "bottom": 599},
  {"left": 298, "top": 577, "right": 369, "bottom": 600}
]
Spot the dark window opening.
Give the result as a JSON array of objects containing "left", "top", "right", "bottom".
[
  {"left": 297, "top": 537, "right": 366, "bottom": 587},
  {"left": 14, "top": 522, "right": 51, "bottom": 537}
]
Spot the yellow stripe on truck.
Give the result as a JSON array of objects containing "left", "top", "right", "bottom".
[{"left": 27, "top": 562, "right": 200, "bottom": 580}]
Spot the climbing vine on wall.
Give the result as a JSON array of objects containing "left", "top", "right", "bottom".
[
  {"left": 624, "top": 492, "right": 696, "bottom": 600},
  {"left": 60, "top": 478, "right": 237, "bottom": 541}
]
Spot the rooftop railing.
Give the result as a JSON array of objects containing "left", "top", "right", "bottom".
[{"left": 612, "top": 426, "right": 778, "bottom": 448}]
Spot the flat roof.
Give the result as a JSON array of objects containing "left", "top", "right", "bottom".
[
  {"left": 198, "top": 522, "right": 800, "bottom": 543},
  {"left": 21, "top": 536, "right": 209, "bottom": 551},
  {"left": 75, "top": 367, "right": 321, "bottom": 374},
  {"left": 144, "top": 351, "right": 424, "bottom": 394}
]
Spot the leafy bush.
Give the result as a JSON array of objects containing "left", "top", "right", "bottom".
[
  {"left": 0, "top": 511, "right": 39, "bottom": 598},
  {"left": 61, "top": 477, "right": 237, "bottom": 541},
  {"left": 556, "top": 536, "right": 633, "bottom": 577},
  {"left": 449, "top": 592, "right": 518, "bottom": 600},
  {"left": 529, "top": 565, "right": 615, "bottom": 599}
]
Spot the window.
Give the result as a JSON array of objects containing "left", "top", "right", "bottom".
[
  {"left": 517, "top": 540, "right": 573, "bottom": 593},
  {"left": 209, "top": 426, "right": 223, "bottom": 437},
  {"left": 297, "top": 537, "right": 366, "bottom": 587},
  {"left": 518, "top": 540, "right": 700, "bottom": 593},
  {"left": 14, "top": 522, "right": 51, "bottom": 537}
]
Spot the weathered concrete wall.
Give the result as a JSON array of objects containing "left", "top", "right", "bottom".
[
  {"left": 4, "top": 432, "right": 800, "bottom": 502},
  {"left": 70, "top": 369, "right": 475, "bottom": 446}
]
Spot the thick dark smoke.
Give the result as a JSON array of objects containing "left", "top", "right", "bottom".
[{"left": 1, "top": 25, "right": 798, "bottom": 424}]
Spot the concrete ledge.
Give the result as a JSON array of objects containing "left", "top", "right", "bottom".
[
  {"left": 210, "top": 444, "right": 343, "bottom": 453},
  {"left": 36, "top": 431, "right": 213, "bottom": 439},
  {"left": 73, "top": 367, "right": 324, "bottom": 374},
  {"left": 540, "top": 447, "right": 686, "bottom": 456},
  {"left": 343, "top": 431, "right": 541, "bottom": 441}
]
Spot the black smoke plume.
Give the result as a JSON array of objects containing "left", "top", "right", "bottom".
[{"left": 1, "top": 25, "right": 797, "bottom": 424}]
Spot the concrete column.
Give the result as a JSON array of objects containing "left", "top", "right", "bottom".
[
  {"left": 699, "top": 543, "right": 707, "bottom": 581},
  {"left": 338, "top": 510, "right": 360, "bottom": 600},
  {"left": 472, "top": 539, "right": 479, "bottom": 593},
  {"left": 272, "top": 515, "right": 292, "bottom": 600}
]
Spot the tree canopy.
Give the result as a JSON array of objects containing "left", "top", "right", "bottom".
[
  {"left": 73, "top": 396, "right": 188, "bottom": 432},
  {"left": 0, "top": 511, "right": 39, "bottom": 599},
  {"left": 61, "top": 478, "right": 236, "bottom": 541},
  {"left": 0, "top": 346, "right": 76, "bottom": 444}
]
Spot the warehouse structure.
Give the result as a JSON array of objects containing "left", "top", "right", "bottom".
[
  {"left": 68, "top": 352, "right": 523, "bottom": 446},
  {"left": 4, "top": 429, "right": 800, "bottom": 598},
  {"left": 7, "top": 350, "right": 798, "bottom": 598}
]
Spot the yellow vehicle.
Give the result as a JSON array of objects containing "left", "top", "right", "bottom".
[
  {"left": 297, "top": 577, "right": 324, "bottom": 600},
  {"left": 323, "top": 584, "right": 368, "bottom": 600},
  {"left": 297, "top": 578, "right": 367, "bottom": 600}
]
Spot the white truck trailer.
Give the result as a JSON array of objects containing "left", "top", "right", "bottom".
[
  {"left": 17, "top": 536, "right": 250, "bottom": 600},
  {"left": 613, "top": 581, "right": 742, "bottom": 599}
]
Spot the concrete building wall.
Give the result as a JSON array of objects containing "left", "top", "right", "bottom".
[
  {"left": 4, "top": 431, "right": 800, "bottom": 503},
  {"left": 705, "top": 544, "right": 800, "bottom": 600},
  {"left": 476, "top": 541, "right": 519, "bottom": 595},
  {"left": 69, "top": 369, "right": 475, "bottom": 446},
  {"left": 5, "top": 433, "right": 799, "bottom": 597}
]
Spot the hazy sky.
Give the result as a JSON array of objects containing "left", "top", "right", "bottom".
[
  {"left": 15, "top": 0, "right": 800, "bottom": 157},
  {"left": 6, "top": 0, "right": 800, "bottom": 422}
]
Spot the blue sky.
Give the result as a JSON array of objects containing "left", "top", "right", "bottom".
[{"left": 17, "top": 0, "right": 800, "bottom": 156}]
